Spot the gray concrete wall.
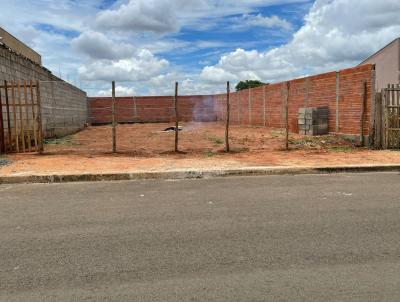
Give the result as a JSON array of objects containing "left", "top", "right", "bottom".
[
  {"left": 361, "top": 39, "right": 400, "bottom": 91},
  {"left": 0, "top": 43, "right": 87, "bottom": 138}
]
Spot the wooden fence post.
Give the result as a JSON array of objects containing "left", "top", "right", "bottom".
[
  {"left": 263, "top": 84, "right": 266, "bottom": 127},
  {"left": 248, "top": 88, "right": 252, "bottom": 126},
  {"left": 225, "top": 81, "right": 230, "bottom": 152},
  {"left": 36, "top": 81, "right": 44, "bottom": 154},
  {"left": 237, "top": 92, "right": 240, "bottom": 124},
  {"left": 374, "top": 92, "right": 382, "bottom": 149},
  {"left": 397, "top": 84, "right": 400, "bottom": 149},
  {"left": 360, "top": 80, "right": 367, "bottom": 146},
  {"left": 23, "top": 80, "right": 32, "bottom": 152},
  {"left": 11, "top": 82, "right": 19, "bottom": 152},
  {"left": 0, "top": 88, "right": 4, "bottom": 153},
  {"left": 30, "top": 80, "right": 38, "bottom": 150},
  {"left": 17, "top": 80, "right": 26, "bottom": 152},
  {"left": 284, "top": 82, "right": 290, "bottom": 151},
  {"left": 112, "top": 81, "right": 117, "bottom": 153},
  {"left": 4, "top": 81, "right": 11, "bottom": 151},
  {"left": 384, "top": 87, "right": 389, "bottom": 149},
  {"left": 174, "top": 82, "right": 179, "bottom": 152},
  {"left": 336, "top": 72, "right": 340, "bottom": 133}
]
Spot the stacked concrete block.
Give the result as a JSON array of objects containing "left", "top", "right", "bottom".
[{"left": 298, "top": 107, "right": 329, "bottom": 136}]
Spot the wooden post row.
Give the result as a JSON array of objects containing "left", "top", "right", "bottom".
[
  {"left": 174, "top": 82, "right": 179, "bottom": 152},
  {"left": 0, "top": 80, "right": 42, "bottom": 153},
  {"left": 225, "top": 81, "right": 230, "bottom": 153}
]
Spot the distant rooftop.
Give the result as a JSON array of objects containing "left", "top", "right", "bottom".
[{"left": 0, "top": 27, "right": 42, "bottom": 65}]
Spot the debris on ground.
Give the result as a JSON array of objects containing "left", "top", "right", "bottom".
[
  {"left": 163, "top": 126, "right": 183, "bottom": 132},
  {"left": 0, "top": 158, "right": 11, "bottom": 166}
]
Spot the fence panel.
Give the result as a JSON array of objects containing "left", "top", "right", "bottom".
[
  {"left": 381, "top": 84, "right": 400, "bottom": 149},
  {"left": 0, "top": 80, "right": 43, "bottom": 153}
]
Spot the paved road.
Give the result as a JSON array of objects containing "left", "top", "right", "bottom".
[{"left": 1, "top": 173, "right": 400, "bottom": 301}]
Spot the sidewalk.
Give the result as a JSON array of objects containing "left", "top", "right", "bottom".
[{"left": 1, "top": 148, "right": 400, "bottom": 183}]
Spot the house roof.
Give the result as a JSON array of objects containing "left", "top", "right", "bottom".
[{"left": 359, "top": 37, "right": 400, "bottom": 66}]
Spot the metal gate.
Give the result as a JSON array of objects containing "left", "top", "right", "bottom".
[{"left": 0, "top": 80, "right": 43, "bottom": 153}]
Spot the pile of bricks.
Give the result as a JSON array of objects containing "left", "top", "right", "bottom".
[{"left": 298, "top": 107, "right": 329, "bottom": 136}]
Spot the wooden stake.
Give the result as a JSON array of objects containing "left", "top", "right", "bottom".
[
  {"left": 4, "top": 81, "right": 11, "bottom": 151},
  {"left": 397, "top": 84, "right": 400, "bottom": 149},
  {"left": 23, "top": 80, "right": 32, "bottom": 152},
  {"left": 11, "top": 82, "right": 19, "bottom": 152},
  {"left": 374, "top": 92, "right": 382, "bottom": 149},
  {"left": 248, "top": 88, "right": 251, "bottom": 126},
  {"left": 335, "top": 72, "right": 340, "bottom": 132},
  {"left": 237, "top": 92, "right": 240, "bottom": 124},
  {"left": 384, "top": 88, "right": 389, "bottom": 149},
  {"left": 36, "top": 81, "right": 44, "bottom": 154},
  {"left": 225, "top": 81, "right": 230, "bottom": 152},
  {"left": 360, "top": 80, "right": 367, "bottom": 146},
  {"left": 284, "top": 82, "right": 290, "bottom": 151},
  {"left": 0, "top": 88, "right": 4, "bottom": 153},
  {"left": 263, "top": 84, "right": 266, "bottom": 127},
  {"left": 17, "top": 81, "right": 26, "bottom": 152},
  {"left": 30, "top": 80, "right": 38, "bottom": 150},
  {"left": 112, "top": 81, "right": 117, "bottom": 153},
  {"left": 174, "top": 82, "right": 179, "bottom": 152}
]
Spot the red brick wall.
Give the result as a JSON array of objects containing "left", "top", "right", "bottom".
[
  {"left": 88, "top": 64, "right": 374, "bottom": 136},
  {"left": 214, "top": 64, "right": 373, "bottom": 135},
  {"left": 88, "top": 95, "right": 217, "bottom": 124}
]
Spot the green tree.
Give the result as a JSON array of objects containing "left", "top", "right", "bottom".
[{"left": 235, "top": 80, "right": 267, "bottom": 91}]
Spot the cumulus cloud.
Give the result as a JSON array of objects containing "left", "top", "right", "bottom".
[
  {"left": 97, "top": 85, "right": 136, "bottom": 97},
  {"left": 146, "top": 73, "right": 224, "bottom": 96},
  {"left": 72, "top": 31, "right": 137, "bottom": 60},
  {"left": 95, "top": 0, "right": 179, "bottom": 33},
  {"left": 200, "top": 0, "right": 400, "bottom": 84},
  {"left": 78, "top": 49, "right": 169, "bottom": 82},
  {"left": 93, "top": 0, "right": 306, "bottom": 34}
]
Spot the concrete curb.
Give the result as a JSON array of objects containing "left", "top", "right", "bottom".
[{"left": 0, "top": 164, "right": 400, "bottom": 184}]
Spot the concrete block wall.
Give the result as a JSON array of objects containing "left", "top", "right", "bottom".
[
  {"left": 0, "top": 43, "right": 87, "bottom": 139},
  {"left": 298, "top": 107, "right": 329, "bottom": 135}
]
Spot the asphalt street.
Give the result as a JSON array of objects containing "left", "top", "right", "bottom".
[{"left": 1, "top": 173, "right": 400, "bottom": 301}]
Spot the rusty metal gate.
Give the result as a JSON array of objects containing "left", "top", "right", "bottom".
[{"left": 0, "top": 80, "right": 43, "bottom": 153}]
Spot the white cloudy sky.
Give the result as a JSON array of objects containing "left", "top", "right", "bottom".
[{"left": 1, "top": 0, "right": 400, "bottom": 96}]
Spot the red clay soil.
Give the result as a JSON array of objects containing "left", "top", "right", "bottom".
[{"left": 1, "top": 122, "right": 400, "bottom": 176}]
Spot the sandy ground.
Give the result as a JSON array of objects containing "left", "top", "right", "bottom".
[{"left": 1, "top": 122, "right": 400, "bottom": 176}]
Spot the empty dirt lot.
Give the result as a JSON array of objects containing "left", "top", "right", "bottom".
[{"left": 1, "top": 122, "right": 400, "bottom": 175}]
